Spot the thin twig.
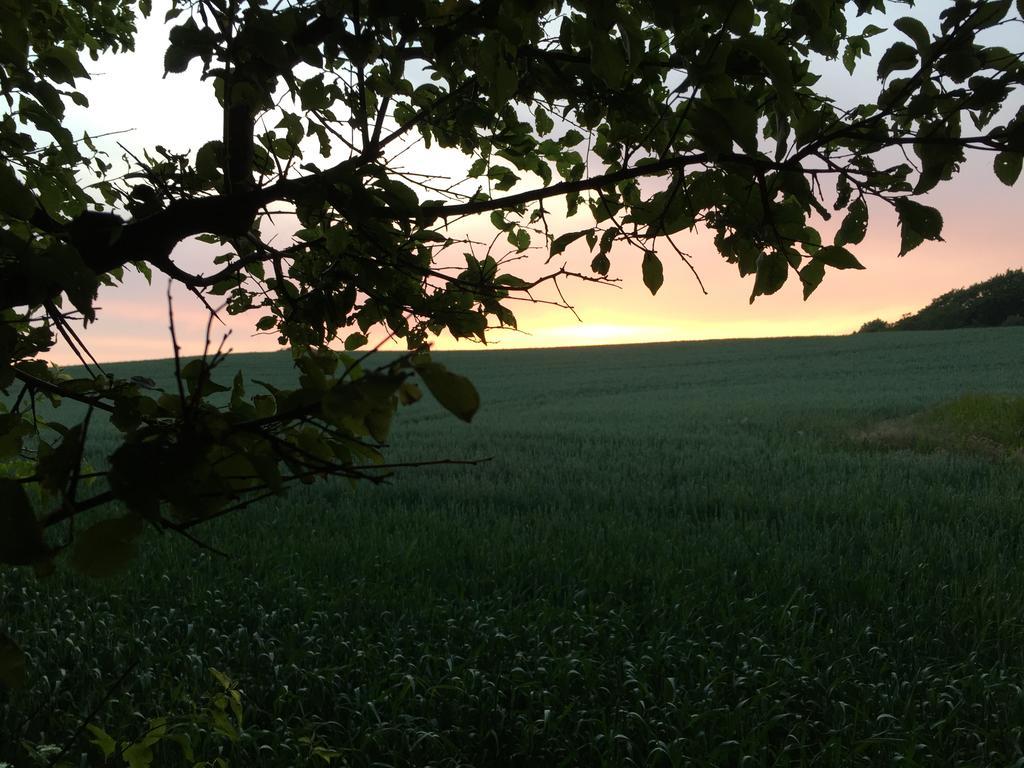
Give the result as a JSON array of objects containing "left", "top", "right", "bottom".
[
  {"left": 167, "top": 283, "right": 187, "bottom": 411},
  {"left": 50, "top": 660, "right": 141, "bottom": 767},
  {"left": 161, "top": 521, "right": 230, "bottom": 558}
]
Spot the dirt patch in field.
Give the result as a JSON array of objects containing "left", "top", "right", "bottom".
[{"left": 853, "top": 393, "right": 1024, "bottom": 463}]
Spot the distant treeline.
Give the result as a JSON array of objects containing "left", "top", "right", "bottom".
[{"left": 859, "top": 269, "right": 1024, "bottom": 333}]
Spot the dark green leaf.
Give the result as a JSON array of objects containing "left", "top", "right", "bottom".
[
  {"left": 843, "top": 36, "right": 870, "bottom": 75},
  {"left": 398, "top": 381, "right": 422, "bottom": 405},
  {"left": 37, "top": 424, "right": 84, "bottom": 493},
  {"left": 38, "top": 45, "right": 90, "bottom": 83},
  {"left": 727, "top": 0, "right": 756, "bottom": 33},
  {"left": 835, "top": 199, "right": 869, "bottom": 246},
  {"left": 994, "top": 151, "right": 1022, "bottom": 186},
  {"left": 937, "top": 50, "right": 982, "bottom": 83},
  {"left": 0, "top": 413, "right": 31, "bottom": 459},
  {"left": 164, "top": 44, "right": 193, "bottom": 74},
  {"left": 364, "top": 399, "right": 395, "bottom": 442},
  {"left": 181, "top": 359, "right": 229, "bottom": 397},
  {"left": 814, "top": 245, "right": 865, "bottom": 270},
  {"left": 550, "top": 230, "right": 590, "bottom": 258},
  {"left": 508, "top": 228, "right": 531, "bottom": 251},
  {"left": 0, "top": 633, "right": 26, "bottom": 689},
  {"left": 750, "top": 251, "right": 789, "bottom": 302},
  {"left": 416, "top": 362, "right": 480, "bottom": 423},
  {"left": 689, "top": 103, "right": 735, "bottom": 155},
  {"left": 561, "top": 129, "right": 585, "bottom": 147},
  {"left": 86, "top": 725, "right": 117, "bottom": 759},
  {"left": 914, "top": 139, "right": 963, "bottom": 194},
  {"left": 894, "top": 17, "right": 930, "bottom": 53},
  {"left": 737, "top": 37, "right": 795, "bottom": 108},
  {"left": 641, "top": 250, "right": 664, "bottom": 295},
  {"left": 0, "top": 163, "right": 36, "bottom": 219},
  {"left": 123, "top": 742, "right": 155, "bottom": 768},
  {"left": 534, "top": 106, "right": 554, "bottom": 136},
  {"left": 468, "top": 158, "right": 487, "bottom": 178},
  {"left": 877, "top": 41, "right": 918, "bottom": 80},
  {"left": 478, "top": 37, "right": 517, "bottom": 103},
  {"left": 344, "top": 332, "right": 368, "bottom": 350},
  {"left": 971, "top": 0, "right": 1013, "bottom": 28},
  {"left": 800, "top": 259, "right": 826, "bottom": 300},
  {"left": 590, "top": 33, "right": 627, "bottom": 89},
  {"left": 794, "top": 109, "right": 827, "bottom": 148},
  {"left": 377, "top": 179, "right": 419, "bottom": 213},
  {"left": 31, "top": 243, "right": 100, "bottom": 320},
  {"left": 0, "top": 479, "right": 47, "bottom": 566},
  {"left": 165, "top": 18, "right": 216, "bottom": 73},
  {"left": 134, "top": 260, "right": 153, "bottom": 284},
  {"left": 70, "top": 514, "right": 145, "bottom": 577},
  {"left": 894, "top": 198, "right": 944, "bottom": 256}
]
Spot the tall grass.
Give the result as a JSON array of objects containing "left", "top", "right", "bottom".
[{"left": 3, "top": 327, "right": 1024, "bottom": 766}]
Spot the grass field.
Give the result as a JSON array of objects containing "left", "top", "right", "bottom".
[{"left": 3, "top": 327, "right": 1024, "bottom": 766}]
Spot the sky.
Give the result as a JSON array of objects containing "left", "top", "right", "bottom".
[{"left": 51, "top": 2, "right": 1023, "bottom": 365}]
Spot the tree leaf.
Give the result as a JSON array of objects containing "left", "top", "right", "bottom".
[
  {"left": 894, "top": 198, "right": 944, "bottom": 256},
  {"left": 164, "top": 44, "right": 193, "bottom": 74},
  {"left": 877, "top": 41, "right": 918, "bottom": 80},
  {"left": 750, "top": 251, "right": 789, "bottom": 302},
  {"left": 843, "top": 36, "right": 870, "bottom": 75},
  {"left": 641, "top": 250, "right": 664, "bottom": 295},
  {"left": 365, "top": 403, "right": 394, "bottom": 443},
  {"left": 550, "top": 230, "right": 590, "bottom": 258},
  {"left": 38, "top": 45, "right": 90, "bottom": 83},
  {"left": 0, "top": 162, "right": 36, "bottom": 219},
  {"left": 835, "top": 198, "right": 869, "bottom": 246},
  {"left": 688, "top": 103, "right": 735, "bottom": 155},
  {"left": 344, "top": 332, "right": 368, "bottom": 350},
  {"left": 0, "top": 479, "right": 48, "bottom": 566},
  {"left": 737, "top": 36, "right": 795, "bottom": 109},
  {"left": 123, "top": 742, "right": 154, "bottom": 768},
  {"left": 894, "top": 17, "right": 931, "bottom": 53},
  {"left": 814, "top": 245, "right": 865, "bottom": 270},
  {"left": 994, "top": 151, "right": 1022, "bottom": 186},
  {"left": 0, "top": 632, "right": 26, "bottom": 689},
  {"left": 467, "top": 157, "right": 487, "bottom": 178},
  {"left": 534, "top": 105, "right": 554, "bottom": 136},
  {"left": 800, "top": 259, "right": 826, "bottom": 300},
  {"left": 37, "top": 424, "right": 85, "bottom": 493},
  {"left": 560, "top": 129, "right": 585, "bottom": 147},
  {"left": 398, "top": 381, "right": 422, "bottom": 405},
  {"left": 416, "top": 362, "right": 480, "bottom": 423},
  {"left": 478, "top": 37, "right": 517, "bottom": 103},
  {"left": 590, "top": 33, "right": 627, "bottom": 89},
  {"left": 164, "top": 17, "right": 216, "bottom": 75},
  {"left": 87, "top": 724, "right": 117, "bottom": 759},
  {"left": 914, "top": 139, "right": 963, "bottom": 194},
  {"left": 70, "top": 514, "right": 145, "bottom": 577}
]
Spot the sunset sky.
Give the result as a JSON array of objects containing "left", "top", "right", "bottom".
[{"left": 53, "top": 2, "right": 1023, "bottom": 365}]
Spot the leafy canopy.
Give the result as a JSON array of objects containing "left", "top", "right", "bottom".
[
  {"left": 1, "top": 0, "right": 1023, "bottom": 603},
  {"left": 860, "top": 268, "right": 1024, "bottom": 331}
]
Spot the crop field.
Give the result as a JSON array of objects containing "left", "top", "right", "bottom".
[{"left": 3, "top": 327, "right": 1024, "bottom": 766}]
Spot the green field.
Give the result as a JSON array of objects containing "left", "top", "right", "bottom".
[{"left": 3, "top": 328, "right": 1024, "bottom": 766}]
